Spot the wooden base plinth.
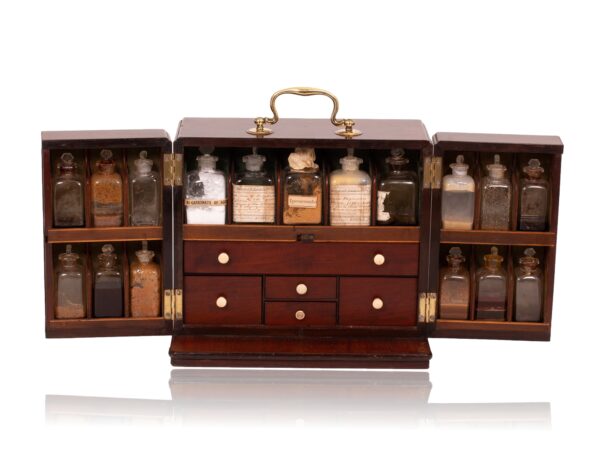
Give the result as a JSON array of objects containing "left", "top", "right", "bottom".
[{"left": 169, "top": 335, "right": 432, "bottom": 369}]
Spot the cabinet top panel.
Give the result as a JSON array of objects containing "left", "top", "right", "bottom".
[
  {"left": 175, "top": 118, "right": 431, "bottom": 149},
  {"left": 433, "top": 132, "right": 563, "bottom": 154},
  {"left": 41, "top": 129, "right": 171, "bottom": 147}
]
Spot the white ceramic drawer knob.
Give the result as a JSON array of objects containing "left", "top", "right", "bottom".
[
  {"left": 216, "top": 296, "right": 228, "bottom": 308},
  {"left": 296, "top": 283, "right": 308, "bottom": 295},
  {"left": 373, "top": 254, "right": 385, "bottom": 266},
  {"left": 372, "top": 298, "right": 384, "bottom": 310},
  {"left": 295, "top": 310, "right": 306, "bottom": 321},
  {"left": 217, "top": 252, "right": 230, "bottom": 264}
]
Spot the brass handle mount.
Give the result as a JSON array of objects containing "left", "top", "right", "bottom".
[{"left": 246, "top": 87, "right": 362, "bottom": 138}]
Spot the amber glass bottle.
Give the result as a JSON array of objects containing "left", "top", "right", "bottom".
[
  {"left": 475, "top": 247, "right": 507, "bottom": 321},
  {"left": 283, "top": 147, "right": 323, "bottom": 225},
  {"left": 439, "top": 247, "right": 470, "bottom": 320},
  {"left": 376, "top": 149, "right": 418, "bottom": 225},
  {"left": 91, "top": 150, "right": 123, "bottom": 227},
  {"left": 130, "top": 241, "right": 161, "bottom": 318}
]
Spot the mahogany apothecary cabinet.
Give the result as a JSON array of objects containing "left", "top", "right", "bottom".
[{"left": 42, "top": 88, "right": 563, "bottom": 369}]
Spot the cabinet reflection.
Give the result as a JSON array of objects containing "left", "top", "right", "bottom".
[{"left": 45, "top": 369, "right": 550, "bottom": 429}]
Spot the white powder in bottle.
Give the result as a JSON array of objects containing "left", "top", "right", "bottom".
[{"left": 185, "top": 153, "right": 227, "bottom": 224}]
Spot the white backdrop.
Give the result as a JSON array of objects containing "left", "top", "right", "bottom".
[{"left": 1, "top": 0, "right": 598, "bottom": 448}]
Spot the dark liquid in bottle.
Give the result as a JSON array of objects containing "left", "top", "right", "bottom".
[{"left": 94, "top": 276, "right": 123, "bottom": 317}]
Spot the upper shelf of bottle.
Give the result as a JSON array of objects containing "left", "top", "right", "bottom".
[{"left": 175, "top": 118, "right": 432, "bottom": 149}]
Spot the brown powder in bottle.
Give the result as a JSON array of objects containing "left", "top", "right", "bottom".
[
  {"left": 55, "top": 304, "right": 86, "bottom": 319},
  {"left": 130, "top": 242, "right": 161, "bottom": 318},
  {"left": 283, "top": 183, "right": 323, "bottom": 225}
]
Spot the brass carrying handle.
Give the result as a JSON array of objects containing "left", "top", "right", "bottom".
[{"left": 247, "top": 87, "right": 362, "bottom": 138}]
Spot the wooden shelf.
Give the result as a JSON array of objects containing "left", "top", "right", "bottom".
[
  {"left": 440, "top": 229, "right": 556, "bottom": 247},
  {"left": 46, "top": 317, "right": 172, "bottom": 338},
  {"left": 183, "top": 224, "right": 421, "bottom": 243},
  {"left": 47, "top": 226, "right": 163, "bottom": 243},
  {"left": 431, "top": 319, "right": 550, "bottom": 341}
]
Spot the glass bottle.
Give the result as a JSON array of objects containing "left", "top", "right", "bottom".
[
  {"left": 93, "top": 244, "right": 123, "bottom": 317},
  {"left": 130, "top": 151, "right": 160, "bottom": 226},
  {"left": 53, "top": 153, "right": 84, "bottom": 227},
  {"left": 514, "top": 248, "right": 543, "bottom": 322},
  {"left": 185, "top": 152, "right": 227, "bottom": 224},
  {"left": 519, "top": 159, "right": 549, "bottom": 231},
  {"left": 283, "top": 147, "right": 323, "bottom": 225},
  {"left": 441, "top": 155, "right": 475, "bottom": 230},
  {"left": 480, "top": 154, "right": 511, "bottom": 230},
  {"left": 91, "top": 149, "right": 123, "bottom": 227},
  {"left": 377, "top": 148, "right": 418, "bottom": 225},
  {"left": 329, "top": 151, "right": 371, "bottom": 226},
  {"left": 55, "top": 244, "right": 86, "bottom": 319},
  {"left": 130, "top": 241, "right": 161, "bottom": 318},
  {"left": 475, "top": 246, "right": 507, "bottom": 321},
  {"left": 439, "top": 247, "right": 470, "bottom": 320},
  {"left": 232, "top": 151, "right": 275, "bottom": 224}
]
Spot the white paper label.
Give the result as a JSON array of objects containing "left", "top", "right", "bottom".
[
  {"left": 330, "top": 184, "right": 371, "bottom": 226},
  {"left": 288, "top": 194, "right": 318, "bottom": 209},
  {"left": 377, "top": 190, "right": 390, "bottom": 221},
  {"left": 233, "top": 185, "right": 275, "bottom": 223}
]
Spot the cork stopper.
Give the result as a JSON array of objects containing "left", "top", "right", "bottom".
[
  {"left": 447, "top": 247, "right": 465, "bottom": 267},
  {"left": 289, "top": 147, "right": 318, "bottom": 171},
  {"left": 58, "top": 244, "right": 79, "bottom": 267},
  {"left": 484, "top": 246, "right": 503, "bottom": 269},
  {"left": 519, "top": 248, "right": 539, "bottom": 272},
  {"left": 97, "top": 149, "right": 116, "bottom": 173},
  {"left": 134, "top": 151, "right": 154, "bottom": 174},
  {"left": 523, "top": 159, "right": 544, "bottom": 179},
  {"left": 487, "top": 154, "right": 507, "bottom": 179},
  {"left": 450, "top": 155, "right": 469, "bottom": 176},
  {"left": 386, "top": 148, "right": 409, "bottom": 168},
  {"left": 135, "top": 240, "right": 155, "bottom": 264},
  {"left": 98, "top": 244, "right": 117, "bottom": 268}
]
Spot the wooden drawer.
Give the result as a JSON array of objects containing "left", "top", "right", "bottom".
[
  {"left": 339, "top": 277, "right": 418, "bottom": 327},
  {"left": 183, "top": 276, "right": 262, "bottom": 326},
  {"left": 264, "top": 301, "right": 337, "bottom": 327},
  {"left": 184, "top": 241, "right": 419, "bottom": 276},
  {"left": 265, "top": 276, "right": 337, "bottom": 300}
]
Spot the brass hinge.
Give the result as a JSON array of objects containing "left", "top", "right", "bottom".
[
  {"left": 163, "top": 289, "right": 173, "bottom": 320},
  {"left": 423, "top": 156, "right": 442, "bottom": 189},
  {"left": 174, "top": 289, "right": 183, "bottom": 320},
  {"left": 418, "top": 292, "right": 437, "bottom": 323},
  {"left": 163, "top": 153, "right": 183, "bottom": 187}
]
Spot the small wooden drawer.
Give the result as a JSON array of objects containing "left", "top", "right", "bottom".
[
  {"left": 184, "top": 241, "right": 419, "bottom": 276},
  {"left": 264, "top": 301, "right": 337, "bottom": 327},
  {"left": 183, "top": 276, "right": 262, "bottom": 326},
  {"left": 265, "top": 276, "right": 337, "bottom": 300},
  {"left": 339, "top": 277, "right": 418, "bottom": 327}
]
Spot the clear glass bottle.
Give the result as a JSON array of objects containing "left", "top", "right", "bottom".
[
  {"left": 91, "top": 149, "right": 123, "bottom": 227},
  {"left": 514, "top": 248, "right": 543, "bottom": 322},
  {"left": 283, "top": 147, "right": 322, "bottom": 225},
  {"left": 53, "top": 153, "right": 85, "bottom": 227},
  {"left": 329, "top": 152, "right": 371, "bottom": 226},
  {"left": 377, "top": 148, "right": 418, "bottom": 225},
  {"left": 130, "top": 151, "right": 160, "bottom": 226},
  {"left": 232, "top": 151, "right": 275, "bottom": 224},
  {"left": 519, "top": 159, "right": 549, "bottom": 231},
  {"left": 480, "top": 154, "right": 511, "bottom": 230},
  {"left": 185, "top": 152, "right": 227, "bottom": 224},
  {"left": 441, "top": 155, "right": 475, "bottom": 230},
  {"left": 130, "top": 241, "right": 161, "bottom": 318},
  {"left": 55, "top": 244, "right": 86, "bottom": 319},
  {"left": 476, "top": 246, "right": 507, "bottom": 321},
  {"left": 93, "top": 244, "right": 123, "bottom": 317},
  {"left": 439, "top": 247, "right": 470, "bottom": 320}
]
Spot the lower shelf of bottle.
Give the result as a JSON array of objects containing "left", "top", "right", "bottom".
[
  {"left": 431, "top": 319, "right": 550, "bottom": 341},
  {"left": 182, "top": 224, "right": 421, "bottom": 243},
  {"left": 46, "top": 317, "right": 172, "bottom": 338}
]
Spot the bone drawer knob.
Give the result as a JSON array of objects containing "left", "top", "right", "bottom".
[
  {"left": 372, "top": 298, "right": 384, "bottom": 310},
  {"left": 296, "top": 283, "right": 308, "bottom": 295},
  {"left": 295, "top": 310, "right": 306, "bottom": 321},
  {"left": 216, "top": 296, "right": 228, "bottom": 308},
  {"left": 217, "top": 252, "right": 230, "bottom": 264},
  {"left": 373, "top": 254, "right": 385, "bottom": 266}
]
